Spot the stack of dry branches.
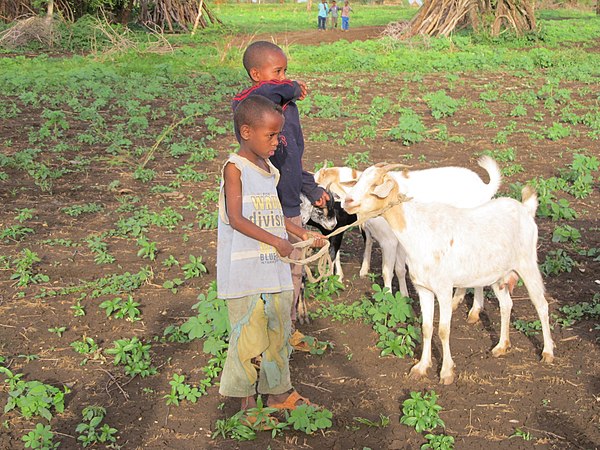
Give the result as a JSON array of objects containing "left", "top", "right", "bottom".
[
  {"left": 0, "top": 16, "right": 61, "bottom": 48},
  {"left": 396, "top": 0, "right": 536, "bottom": 38},
  {"left": 141, "top": 0, "right": 221, "bottom": 33},
  {"left": 1, "top": 0, "right": 73, "bottom": 22}
]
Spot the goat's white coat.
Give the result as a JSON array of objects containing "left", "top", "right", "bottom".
[
  {"left": 343, "top": 165, "right": 554, "bottom": 384},
  {"left": 316, "top": 157, "right": 501, "bottom": 321}
]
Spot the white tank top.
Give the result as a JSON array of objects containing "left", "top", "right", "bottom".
[{"left": 217, "top": 154, "right": 293, "bottom": 299}]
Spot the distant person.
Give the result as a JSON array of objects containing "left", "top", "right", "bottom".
[
  {"left": 341, "top": 1, "right": 353, "bottom": 31},
  {"left": 218, "top": 95, "right": 325, "bottom": 417},
  {"left": 329, "top": 0, "right": 339, "bottom": 30},
  {"left": 318, "top": 0, "right": 329, "bottom": 31}
]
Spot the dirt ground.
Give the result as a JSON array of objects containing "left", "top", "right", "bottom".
[{"left": 1, "top": 26, "right": 599, "bottom": 450}]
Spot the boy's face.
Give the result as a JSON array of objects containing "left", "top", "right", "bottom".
[
  {"left": 240, "top": 111, "right": 285, "bottom": 160},
  {"left": 250, "top": 50, "right": 288, "bottom": 83}
]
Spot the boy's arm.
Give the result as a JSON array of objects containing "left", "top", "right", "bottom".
[
  {"left": 285, "top": 218, "right": 327, "bottom": 248},
  {"left": 223, "top": 163, "right": 294, "bottom": 257},
  {"left": 301, "top": 170, "right": 330, "bottom": 207},
  {"left": 250, "top": 80, "right": 305, "bottom": 105}
]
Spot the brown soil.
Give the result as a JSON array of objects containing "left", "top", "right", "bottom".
[
  {"left": 237, "top": 25, "right": 388, "bottom": 46},
  {"left": 0, "top": 27, "right": 599, "bottom": 450}
]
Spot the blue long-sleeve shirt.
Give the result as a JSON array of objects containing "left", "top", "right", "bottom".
[{"left": 232, "top": 80, "right": 324, "bottom": 217}]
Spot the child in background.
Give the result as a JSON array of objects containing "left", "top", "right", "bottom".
[
  {"left": 329, "top": 1, "right": 339, "bottom": 30},
  {"left": 318, "top": 0, "right": 329, "bottom": 30},
  {"left": 341, "top": 0, "right": 353, "bottom": 31},
  {"left": 217, "top": 95, "right": 325, "bottom": 416},
  {"left": 232, "top": 41, "right": 330, "bottom": 333}
]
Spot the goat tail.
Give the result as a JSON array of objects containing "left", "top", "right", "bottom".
[
  {"left": 477, "top": 155, "right": 502, "bottom": 198},
  {"left": 521, "top": 185, "right": 538, "bottom": 217}
]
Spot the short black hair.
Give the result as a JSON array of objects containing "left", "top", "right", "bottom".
[
  {"left": 233, "top": 95, "right": 283, "bottom": 138},
  {"left": 242, "top": 41, "right": 285, "bottom": 77}
]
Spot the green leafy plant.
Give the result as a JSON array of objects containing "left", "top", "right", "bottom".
[
  {"left": 304, "top": 275, "right": 344, "bottom": 303},
  {"left": 70, "top": 336, "right": 103, "bottom": 366},
  {"left": 163, "top": 278, "right": 184, "bottom": 293},
  {"left": 421, "top": 433, "right": 455, "bottom": 450},
  {"left": 48, "top": 326, "right": 66, "bottom": 337},
  {"left": 212, "top": 410, "right": 257, "bottom": 441},
  {"left": 10, "top": 248, "right": 49, "bottom": 287},
  {"left": 85, "top": 235, "right": 115, "bottom": 265},
  {"left": 513, "top": 319, "right": 543, "bottom": 336},
  {"left": 179, "top": 288, "right": 230, "bottom": 354},
  {"left": 76, "top": 405, "right": 118, "bottom": 447},
  {"left": 554, "top": 295, "right": 600, "bottom": 328},
  {"left": 71, "top": 299, "right": 86, "bottom": 317},
  {"left": 136, "top": 236, "right": 158, "bottom": 261},
  {"left": 344, "top": 151, "right": 371, "bottom": 169},
  {"left": 0, "top": 367, "right": 69, "bottom": 421},
  {"left": 182, "top": 255, "right": 208, "bottom": 279},
  {"left": 423, "top": 90, "right": 460, "bottom": 119},
  {"left": 162, "top": 255, "right": 179, "bottom": 267},
  {"left": 164, "top": 374, "right": 202, "bottom": 406},
  {"left": 559, "top": 153, "right": 599, "bottom": 199},
  {"left": 540, "top": 249, "right": 575, "bottom": 276},
  {"left": 300, "top": 336, "right": 334, "bottom": 355},
  {"left": 354, "top": 414, "right": 390, "bottom": 428},
  {"left": 99, "top": 295, "right": 141, "bottom": 322},
  {"left": 400, "top": 391, "right": 445, "bottom": 434},
  {"left": 552, "top": 224, "right": 581, "bottom": 244},
  {"left": 0, "top": 224, "right": 35, "bottom": 242},
  {"left": 286, "top": 404, "right": 333, "bottom": 435},
  {"left": 510, "top": 427, "right": 533, "bottom": 441},
  {"left": 105, "top": 337, "right": 156, "bottom": 378},
  {"left": 369, "top": 285, "right": 420, "bottom": 358},
  {"left": 133, "top": 166, "right": 156, "bottom": 183},
  {"left": 545, "top": 122, "right": 571, "bottom": 141},
  {"left": 62, "top": 203, "right": 103, "bottom": 217},
  {"left": 22, "top": 423, "right": 60, "bottom": 449},
  {"left": 388, "top": 108, "right": 426, "bottom": 146}
]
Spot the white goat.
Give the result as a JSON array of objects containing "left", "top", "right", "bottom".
[
  {"left": 342, "top": 164, "right": 554, "bottom": 384},
  {"left": 315, "top": 156, "right": 502, "bottom": 323}
]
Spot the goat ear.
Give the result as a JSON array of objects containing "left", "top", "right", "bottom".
[{"left": 372, "top": 179, "right": 395, "bottom": 198}]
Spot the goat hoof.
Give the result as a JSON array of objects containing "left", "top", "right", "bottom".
[
  {"left": 408, "top": 365, "right": 428, "bottom": 380},
  {"left": 541, "top": 352, "right": 554, "bottom": 364},
  {"left": 492, "top": 344, "right": 510, "bottom": 358},
  {"left": 359, "top": 269, "right": 368, "bottom": 278},
  {"left": 439, "top": 373, "right": 455, "bottom": 385},
  {"left": 466, "top": 311, "right": 480, "bottom": 324}
]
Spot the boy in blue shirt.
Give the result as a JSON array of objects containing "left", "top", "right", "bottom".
[{"left": 233, "top": 41, "right": 329, "bottom": 330}]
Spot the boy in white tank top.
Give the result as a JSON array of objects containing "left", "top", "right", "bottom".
[{"left": 217, "top": 96, "right": 326, "bottom": 420}]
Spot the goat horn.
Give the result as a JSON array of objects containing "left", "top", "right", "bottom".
[
  {"left": 383, "top": 163, "right": 410, "bottom": 171},
  {"left": 373, "top": 162, "right": 410, "bottom": 171}
]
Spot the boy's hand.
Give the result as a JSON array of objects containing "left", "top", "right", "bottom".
[
  {"left": 313, "top": 190, "right": 330, "bottom": 208},
  {"left": 298, "top": 81, "right": 308, "bottom": 100},
  {"left": 275, "top": 238, "right": 294, "bottom": 258},
  {"left": 303, "top": 231, "right": 328, "bottom": 248}
]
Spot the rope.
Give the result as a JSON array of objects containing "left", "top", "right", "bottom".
[{"left": 279, "top": 195, "right": 406, "bottom": 283}]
